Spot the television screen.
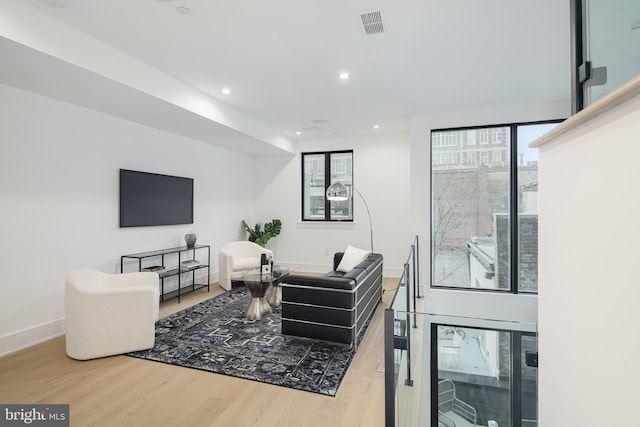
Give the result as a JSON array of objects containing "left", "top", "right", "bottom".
[{"left": 119, "top": 169, "right": 194, "bottom": 227}]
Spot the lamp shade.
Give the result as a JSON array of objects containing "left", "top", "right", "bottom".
[{"left": 326, "top": 182, "right": 349, "bottom": 201}]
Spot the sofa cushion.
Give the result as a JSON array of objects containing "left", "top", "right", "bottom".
[
  {"left": 336, "top": 245, "right": 372, "bottom": 272},
  {"left": 353, "top": 254, "right": 383, "bottom": 273},
  {"left": 324, "top": 271, "right": 345, "bottom": 278},
  {"left": 342, "top": 268, "right": 368, "bottom": 283}
]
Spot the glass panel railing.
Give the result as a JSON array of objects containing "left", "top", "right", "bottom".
[
  {"left": 385, "top": 235, "right": 538, "bottom": 426},
  {"left": 582, "top": 0, "right": 640, "bottom": 107},
  {"left": 389, "top": 311, "right": 537, "bottom": 427},
  {"left": 385, "top": 236, "right": 421, "bottom": 426}
]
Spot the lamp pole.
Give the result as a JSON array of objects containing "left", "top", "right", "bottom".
[
  {"left": 326, "top": 181, "right": 374, "bottom": 252},
  {"left": 352, "top": 186, "right": 373, "bottom": 251}
]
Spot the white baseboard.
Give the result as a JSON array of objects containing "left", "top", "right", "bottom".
[{"left": 0, "top": 318, "right": 65, "bottom": 358}]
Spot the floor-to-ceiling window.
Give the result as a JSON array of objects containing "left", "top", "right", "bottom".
[{"left": 430, "top": 121, "right": 560, "bottom": 293}]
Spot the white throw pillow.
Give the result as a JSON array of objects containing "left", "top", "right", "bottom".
[{"left": 336, "top": 245, "right": 372, "bottom": 273}]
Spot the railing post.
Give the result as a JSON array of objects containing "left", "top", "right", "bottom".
[
  {"left": 404, "top": 263, "right": 413, "bottom": 386},
  {"left": 415, "top": 235, "right": 421, "bottom": 298},
  {"left": 384, "top": 308, "right": 396, "bottom": 427}
]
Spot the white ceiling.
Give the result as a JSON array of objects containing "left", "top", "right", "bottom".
[{"left": 10, "top": 0, "right": 571, "bottom": 145}]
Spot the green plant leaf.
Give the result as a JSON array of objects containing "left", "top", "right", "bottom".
[
  {"left": 241, "top": 219, "right": 281, "bottom": 246},
  {"left": 264, "top": 219, "right": 281, "bottom": 237}
]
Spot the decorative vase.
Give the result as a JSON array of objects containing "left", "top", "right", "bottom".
[{"left": 185, "top": 233, "right": 197, "bottom": 248}]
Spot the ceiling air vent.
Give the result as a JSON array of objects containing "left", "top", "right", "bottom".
[{"left": 360, "top": 10, "right": 384, "bottom": 35}]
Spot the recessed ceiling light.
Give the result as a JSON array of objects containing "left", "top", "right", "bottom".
[
  {"left": 373, "top": 124, "right": 380, "bottom": 129},
  {"left": 295, "top": 131, "right": 302, "bottom": 135},
  {"left": 221, "top": 88, "right": 232, "bottom": 95},
  {"left": 176, "top": 6, "right": 191, "bottom": 15},
  {"left": 338, "top": 72, "right": 350, "bottom": 80}
]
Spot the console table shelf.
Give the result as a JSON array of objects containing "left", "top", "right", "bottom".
[{"left": 121, "top": 244, "right": 210, "bottom": 303}]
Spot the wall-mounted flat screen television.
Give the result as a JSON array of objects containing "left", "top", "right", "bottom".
[{"left": 119, "top": 169, "right": 194, "bottom": 227}]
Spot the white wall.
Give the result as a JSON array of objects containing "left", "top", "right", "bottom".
[
  {"left": 0, "top": 83, "right": 255, "bottom": 355},
  {"left": 252, "top": 134, "right": 411, "bottom": 277},
  {"left": 537, "top": 92, "right": 640, "bottom": 425}
]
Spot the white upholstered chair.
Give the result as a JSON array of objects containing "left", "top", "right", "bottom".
[
  {"left": 65, "top": 269, "right": 160, "bottom": 360},
  {"left": 218, "top": 241, "right": 273, "bottom": 291}
]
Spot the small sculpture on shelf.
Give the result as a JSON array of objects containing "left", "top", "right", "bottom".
[{"left": 185, "top": 233, "right": 197, "bottom": 248}]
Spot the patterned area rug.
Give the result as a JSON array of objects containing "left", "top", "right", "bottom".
[{"left": 127, "top": 287, "right": 360, "bottom": 396}]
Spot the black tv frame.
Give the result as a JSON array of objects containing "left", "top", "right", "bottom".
[{"left": 119, "top": 169, "right": 194, "bottom": 228}]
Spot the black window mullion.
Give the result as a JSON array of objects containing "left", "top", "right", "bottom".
[
  {"left": 510, "top": 125, "right": 519, "bottom": 293},
  {"left": 430, "top": 323, "right": 439, "bottom": 427},
  {"left": 571, "top": 0, "right": 585, "bottom": 114},
  {"left": 511, "top": 331, "right": 523, "bottom": 427},
  {"left": 323, "top": 153, "right": 331, "bottom": 221}
]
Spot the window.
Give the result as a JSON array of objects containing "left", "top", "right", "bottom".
[
  {"left": 492, "top": 150, "right": 502, "bottom": 163},
  {"left": 430, "top": 121, "right": 561, "bottom": 292},
  {"left": 478, "top": 129, "right": 489, "bottom": 144},
  {"left": 466, "top": 133, "right": 477, "bottom": 146},
  {"left": 467, "top": 152, "right": 477, "bottom": 166},
  {"left": 492, "top": 128, "right": 504, "bottom": 144},
  {"left": 433, "top": 152, "right": 458, "bottom": 167},
  {"left": 442, "top": 132, "right": 457, "bottom": 147},
  {"left": 480, "top": 151, "right": 488, "bottom": 165},
  {"left": 302, "top": 150, "right": 353, "bottom": 221},
  {"left": 434, "top": 324, "right": 537, "bottom": 427}
]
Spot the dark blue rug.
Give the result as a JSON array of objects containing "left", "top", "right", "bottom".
[{"left": 127, "top": 287, "right": 360, "bottom": 396}]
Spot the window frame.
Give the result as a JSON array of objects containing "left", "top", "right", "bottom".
[
  {"left": 430, "top": 323, "right": 538, "bottom": 427},
  {"left": 301, "top": 150, "right": 354, "bottom": 222},
  {"left": 430, "top": 120, "right": 563, "bottom": 294}
]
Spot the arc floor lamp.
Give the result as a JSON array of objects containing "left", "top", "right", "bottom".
[{"left": 326, "top": 181, "right": 374, "bottom": 251}]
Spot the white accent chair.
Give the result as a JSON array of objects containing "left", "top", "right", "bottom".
[
  {"left": 65, "top": 269, "right": 160, "bottom": 360},
  {"left": 218, "top": 241, "right": 273, "bottom": 291}
]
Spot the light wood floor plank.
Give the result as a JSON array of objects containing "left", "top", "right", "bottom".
[{"left": 0, "top": 278, "right": 399, "bottom": 427}]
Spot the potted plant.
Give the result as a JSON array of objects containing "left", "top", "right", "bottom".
[{"left": 241, "top": 219, "right": 282, "bottom": 247}]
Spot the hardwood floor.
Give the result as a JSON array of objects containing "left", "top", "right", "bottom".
[{"left": 0, "top": 278, "right": 399, "bottom": 427}]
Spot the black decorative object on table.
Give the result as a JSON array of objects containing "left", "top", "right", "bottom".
[
  {"left": 185, "top": 233, "right": 197, "bottom": 248},
  {"left": 127, "top": 287, "right": 372, "bottom": 396}
]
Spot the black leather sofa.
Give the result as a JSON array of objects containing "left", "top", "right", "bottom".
[{"left": 281, "top": 252, "right": 383, "bottom": 347}]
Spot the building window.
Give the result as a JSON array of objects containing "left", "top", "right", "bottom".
[
  {"left": 480, "top": 151, "right": 489, "bottom": 165},
  {"left": 467, "top": 152, "right": 477, "bottom": 166},
  {"left": 433, "top": 152, "right": 459, "bottom": 167},
  {"left": 492, "top": 128, "right": 504, "bottom": 144},
  {"left": 302, "top": 150, "right": 353, "bottom": 221},
  {"left": 430, "top": 121, "right": 561, "bottom": 293},
  {"left": 432, "top": 131, "right": 457, "bottom": 147},
  {"left": 479, "top": 129, "right": 489, "bottom": 145},
  {"left": 492, "top": 150, "right": 502, "bottom": 163}
]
